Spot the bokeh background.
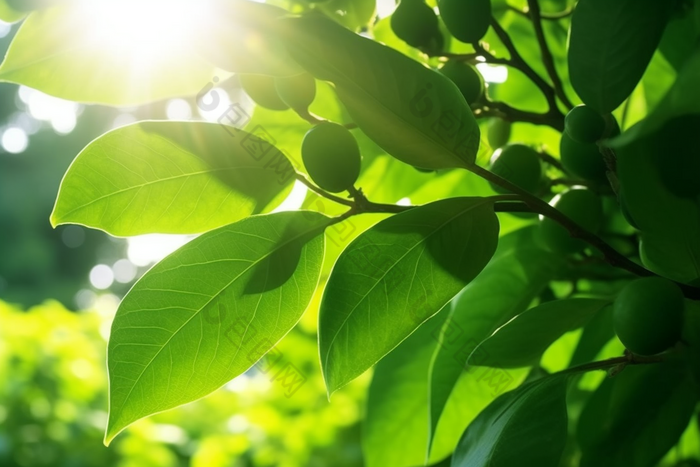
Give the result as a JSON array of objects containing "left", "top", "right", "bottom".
[{"left": 0, "top": 14, "right": 367, "bottom": 466}]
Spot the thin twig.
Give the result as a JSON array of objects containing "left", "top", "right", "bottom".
[
  {"left": 508, "top": 4, "right": 574, "bottom": 20},
  {"left": 487, "top": 18, "right": 560, "bottom": 114},
  {"left": 526, "top": 0, "right": 575, "bottom": 109},
  {"left": 295, "top": 173, "right": 355, "bottom": 207},
  {"left": 555, "top": 353, "right": 665, "bottom": 377}
]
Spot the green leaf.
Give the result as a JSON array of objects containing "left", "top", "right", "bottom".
[
  {"left": 615, "top": 136, "right": 700, "bottom": 283},
  {"left": 192, "top": 1, "right": 302, "bottom": 77},
  {"left": 363, "top": 307, "right": 527, "bottom": 467},
  {"left": 0, "top": 0, "right": 25, "bottom": 23},
  {"left": 320, "top": 197, "right": 500, "bottom": 394},
  {"left": 611, "top": 47, "right": 700, "bottom": 147},
  {"left": 317, "top": 0, "right": 376, "bottom": 31},
  {"left": 427, "top": 227, "right": 563, "bottom": 452},
  {"left": 568, "top": 0, "right": 671, "bottom": 113},
  {"left": 569, "top": 302, "right": 616, "bottom": 367},
  {"left": 279, "top": 15, "right": 480, "bottom": 170},
  {"left": 51, "top": 122, "right": 294, "bottom": 236},
  {"left": 578, "top": 361, "right": 698, "bottom": 467},
  {"left": 105, "top": 211, "right": 329, "bottom": 444},
  {"left": 363, "top": 309, "right": 451, "bottom": 467},
  {"left": 452, "top": 376, "right": 569, "bottom": 467},
  {"left": 0, "top": 1, "right": 294, "bottom": 106},
  {"left": 469, "top": 299, "right": 611, "bottom": 369}
]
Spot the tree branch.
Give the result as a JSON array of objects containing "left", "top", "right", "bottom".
[
  {"left": 526, "top": 0, "right": 575, "bottom": 110},
  {"left": 472, "top": 99, "right": 565, "bottom": 132},
  {"left": 468, "top": 164, "right": 700, "bottom": 300},
  {"left": 486, "top": 18, "right": 561, "bottom": 114}
]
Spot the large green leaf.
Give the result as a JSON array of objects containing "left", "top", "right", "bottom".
[
  {"left": 191, "top": 0, "right": 301, "bottom": 77},
  {"left": 105, "top": 211, "right": 329, "bottom": 444},
  {"left": 615, "top": 135, "right": 700, "bottom": 283},
  {"left": 279, "top": 15, "right": 480, "bottom": 170},
  {"left": 0, "top": 1, "right": 294, "bottom": 106},
  {"left": 612, "top": 47, "right": 700, "bottom": 147},
  {"left": 320, "top": 197, "right": 500, "bottom": 395},
  {"left": 363, "top": 308, "right": 527, "bottom": 467},
  {"left": 363, "top": 310, "right": 451, "bottom": 467},
  {"left": 469, "top": 299, "right": 611, "bottom": 369},
  {"left": 578, "top": 361, "right": 698, "bottom": 467},
  {"left": 317, "top": 0, "right": 376, "bottom": 31},
  {"left": 452, "top": 376, "right": 569, "bottom": 467},
  {"left": 427, "top": 227, "right": 563, "bottom": 451},
  {"left": 568, "top": 0, "right": 671, "bottom": 113},
  {"left": 51, "top": 122, "right": 294, "bottom": 236}
]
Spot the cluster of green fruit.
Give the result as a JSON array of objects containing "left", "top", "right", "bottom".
[
  {"left": 239, "top": 73, "right": 360, "bottom": 194},
  {"left": 239, "top": 72, "right": 317, "bottom": 114},
  {"left": 390, "top": 0, "right": 492, "bottom": 53},
  {"left": 559, "top": 105, "right": 612, "bottom": 183}
]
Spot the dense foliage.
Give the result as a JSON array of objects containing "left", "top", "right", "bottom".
[{"left": 1, "top": 0, "right": 699, "bottom": 466}]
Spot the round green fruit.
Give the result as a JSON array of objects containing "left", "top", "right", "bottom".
[
  {"left": 302, "top": 123, "right": 361, "bottom": 193},
  {"left": 565, "top": 105, "right": 606, "bottom": 144},
  {"left": 391, "top": 0, "right": 443, "bottom": 50},
  {"left": 560, "top": 133, "right": 608, "bottom": 182},
  {"left": 613, "top": 277, "right": 685, "bottom": 356},
  {"left": 437, "top": 0, "right": 491, "bottom": 44},
  {"left": 487, "top": 118, "right": 512, "bottom": 149},
  {"left": 488, "top": 144, "right": 543, "bottom": 194},
  {"left": 439, "top": 60, "right": 484, "bottom": 104},
  {"left": 239, "top": 74, "right": 289, "bottom": 111},
  {"left": 275, "top": 73, "right": 317, "bottom": 112},
  {"left": 539, "top": 187, "right": 603, "bottom": 254},
  {"left": 650, "top": 114, "right": 700, "bottom": 198}
]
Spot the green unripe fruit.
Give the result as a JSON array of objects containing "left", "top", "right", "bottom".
[
  {"left": 487, "top": 118, "right": 512, "bottom": 149},
  {"left": 302, "top": 123, "right": 361, "bottom": 193},
  {"left": 560, "top": 133, "right": 607, "bottom": 182},
  {"left": 565, "top": 105, "right": 606, "bottom": 143},
  {"left": 275, "top": 73, "right": 317, "bottom": 112},
  {"left": 539, "top": 187, "right": 603, "bottom": 254},
  {"left": 391, "top": 0, "right": 443, "bottom": 51},
  {"left": 613, "top": 277, "right": 685, "bottom": 356},
  {"left": 650, "top": 114, "right": 700, "bottom": 198},
  {"left": 488, "top": 144, "right": 543, "bottom": 194},
  {"left": 239, "top": 74, "right": 289, "bottom": 111},
  {"left": 439, "top": 60, "right": 484, "bottom": 104},
  {"left": 437, "top": 0, "right": 491, "bottom": 44}
]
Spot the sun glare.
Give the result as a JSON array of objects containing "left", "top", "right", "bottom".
[{"left": 80, "top": 0, "right": 201, "bottom": 62}]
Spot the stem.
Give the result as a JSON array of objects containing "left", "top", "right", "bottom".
[
  {"left": 526, "top": 0, "right": 575, "bottom": 110},
  {"left": 537, "top": 151, "right": 568, "bottom": 173},
  {"left": 469, "top": 164, "right": 700, "bottom": 300},
  {"left": 556, "top": 353, "right": 665, "bottom": 377},
  {"left": 473, "top": 100, "right": 565, "bottom": 132},
  {"left": 295, "top": 173, "right": 355, "bottom": 207},
  {"left": 487, "top": 18, "right": 560, "bottom": 115},
  {"left": 294, "top": 109, "right": 358, "bottom": 130}
]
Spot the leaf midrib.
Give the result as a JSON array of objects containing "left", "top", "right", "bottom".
[
  {"left": 322, "top": 199, "right": 492, "bottom": 382},
  {"left": 109, "top": 216, "right": 326, "bottom": 429}
]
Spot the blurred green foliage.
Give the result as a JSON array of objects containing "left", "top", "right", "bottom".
[{"left": 0, "top": 299, "right": 365, "bottom": 466}]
